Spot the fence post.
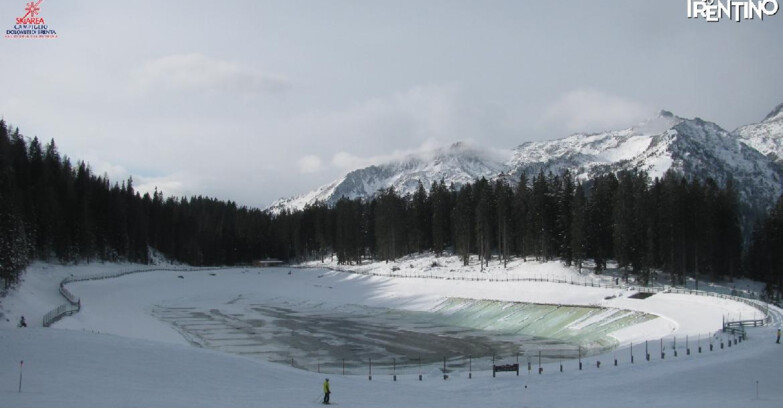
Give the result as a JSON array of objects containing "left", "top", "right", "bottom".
[
  {"left": 538, "top": 351, "right": 542, "bottom": 374},
  {"left": 18, "top": 360, "right": 23, "bottom": 393},
  {"left": 443, "top": 357, "right": 447, "bottom": 380},
  {"left": 674, "top": 336, "right": 678, "bottom": 357}
]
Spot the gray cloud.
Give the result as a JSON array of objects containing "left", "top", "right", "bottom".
[
  {"left": 132, "top": 53, "right": 291, "bottom": 97},
  {"left": 546, "top": 89, "right": 654, "bottom": 133},
  {"left": 1, "top": 0, "right": 781, "bottom": 208}
]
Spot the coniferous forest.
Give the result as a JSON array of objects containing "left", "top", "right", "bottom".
[{"left": 1, "top": 121, "right": 781, "bottom": 301}]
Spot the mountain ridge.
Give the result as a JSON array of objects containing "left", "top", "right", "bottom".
[
  {"left": 269, "top": 104, "right": 783, "bottom": 215},
  {"left": 735, "top": 103, "right": 783, "bottom": 164}
]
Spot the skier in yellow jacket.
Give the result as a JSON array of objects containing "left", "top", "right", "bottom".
[{"left": 322, "top": 378, "right": 331, "bottom": 404}]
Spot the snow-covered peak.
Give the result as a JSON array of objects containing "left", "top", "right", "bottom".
[
  {"left": 763, "top": 102, "right": 783, "bottom": 122},
  {"left": 268, "top": 142, "right": 507, "bottom": 213},
  {"left": 633, "top": 110, "right": 684, "bottom": 136},
  {"left": 507, "top": 111, "right": 685, "bottom": 181},
  {"left": 507, "top": 113, "right": 781, "bottom": 216},
  {"left": 734, "top": 102, "right": 783, "bottom": 163}
]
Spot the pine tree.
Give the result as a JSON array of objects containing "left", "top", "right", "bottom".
[
  {"left": 613, "top": 171, "right": 648, "bottom": 282},
  {"left": 571, "top": 183, "right": 587, "bottom": 273},
  {"left": 375, "top": 188, "right": 406, "bottom": 262},
  {"left": 452, "top": 184, "right": 473, "bottom": 266},
  {"left": 588, "top": 174, "right": 617, "bottom": 273},
  {"left": 335, "top": 197, "right": 363, "bottom": 265},
  {"left": 473, "top": 178, "right": 494, "bottom": 270},
  {"left": 408, "top": 182, "right": 432, "bottom": 253},
  {"left": 513, "top": 173, "right": 530, "bottom": 260},
  {"left": 557, "top": 170, "right": 575, "bottom": 265},
  {"left": 494, "top": 179, "right": 513, "bottom": 268},
  {"left": 431, "top": 180, "right": 451, "bottom": 256}
]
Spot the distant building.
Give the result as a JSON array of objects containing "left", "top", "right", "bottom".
[{"left": 253, "top": 258, "right": 284, "bottom": 267}]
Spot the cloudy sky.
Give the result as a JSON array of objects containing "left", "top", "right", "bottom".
[{"left": 2, "top": 0, "right": 782, "bottom": 207}]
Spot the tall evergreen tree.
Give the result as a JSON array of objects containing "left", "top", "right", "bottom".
[
  {"left": 408, "top": 182, "right": 432, "bottom": 253},
  {"left": 588, "top": 174, "right": 617, "bottom": 273},
  {"left": 452, "top": 184, "right": 473, "bottom": 266},
  {"left": 557, "top": 170, "right": 575, "bottom": 265},
  {"left": 571, "top": 183, "right": 587, "bottom": 273},
  {"left": 513, "top": 173, "right": 530, "bottom": 260},
  {"left": 430, "top": 180, "right": 451, "bottom": 256},
  {"left": 375, "top": 188, "right": 406, "bottom": 262},
  {"left": 494, "top": 179, "right": 513, "bottom": 267}
]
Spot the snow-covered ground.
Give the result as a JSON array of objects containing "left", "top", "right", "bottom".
[{"left": 1, "top": 257, "right": 782, "bottom": 408}]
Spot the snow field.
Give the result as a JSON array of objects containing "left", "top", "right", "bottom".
[{"left": 1, "top": 257, "right": 781, "bottom": 407}]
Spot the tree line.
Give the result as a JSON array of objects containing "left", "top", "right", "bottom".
[
  {"left": 0, "top": 120, "right": 780, "bottom": 301},
  {"left": 0, "top": 121, "right": 283, "bottom": 288},
  {"left": 285, "top": 171, "right": 746, "bottom": 287}
]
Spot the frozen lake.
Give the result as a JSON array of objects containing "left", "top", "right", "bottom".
[
  {"left": 56, "top": 265, "right": 748, "bottom": 376},
  {"left": 152, "top": 295, "right": 654, "bottom": 374}
]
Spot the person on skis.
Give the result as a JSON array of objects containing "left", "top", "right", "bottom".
[
  {"left": 18, "top": 316, "right": 27, "bottom": 328},
  {"left": 777, "top": 328, "right": 781, "bottom": 344},
  {"left": 322, "top": 378, "right": 331, "bottom": 404}
]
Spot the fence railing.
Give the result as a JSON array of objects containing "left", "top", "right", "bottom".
[
  {"left": 42, "top": 302, "right": 80, "bottom": 327},
  {"left": 281, "top": 329, "right": 744, "bottom": 378},
  {"left": 42, "top": 266, "right": 223, "bottom": 327}
]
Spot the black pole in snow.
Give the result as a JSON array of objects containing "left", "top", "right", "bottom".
[{"left": 443, "top": 357, "right": 447, "bottom": 380}]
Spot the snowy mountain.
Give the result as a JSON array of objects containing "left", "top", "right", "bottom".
[
  {"left": 506, "top": 111, "right": 683, "bottom": 181},
  {"left": 268, "top": 142, "right": 507, "bottom": 213},
  {"left": 269, "top": 106, "right": 783, "bottom": 215},
  {"left": 734, "top": 102, "right": 783, "bottom": 163},
  {"left": 508, "top": 111, "right": 783, "bottom": 215}
]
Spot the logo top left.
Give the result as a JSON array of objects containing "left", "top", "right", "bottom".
[{"left": 6, "top": 0, "right": 58, "bottom": 39}]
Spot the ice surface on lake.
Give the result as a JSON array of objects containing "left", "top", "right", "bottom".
[
  {"left": 152, "top": 297, "right": 654, "bottom": 373},
  {"left": 432, "top": 298, "right": 654, "bottom": 350}
]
